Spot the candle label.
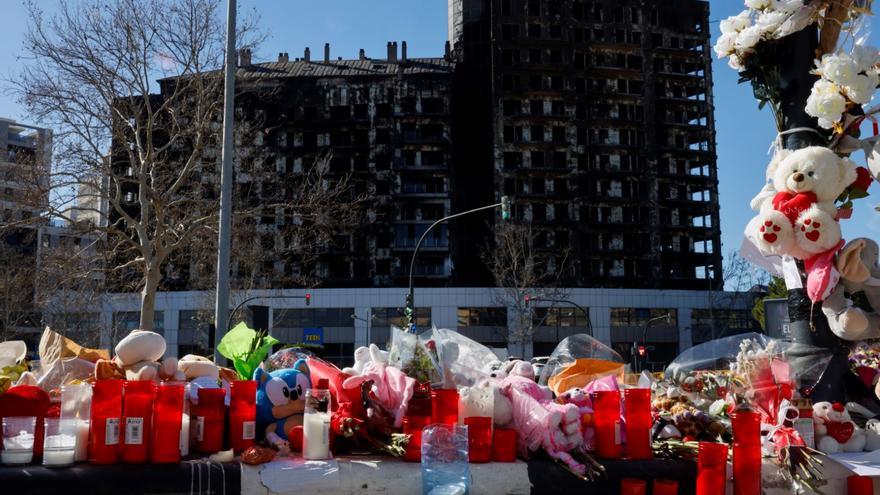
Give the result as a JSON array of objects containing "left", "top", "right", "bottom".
[
  {"left": 105, "top": 418, "right": 120, "bottom": 445},
  {"left": 195, "top": 417, "right": 204, "bottom": 442},
  {"left": 614, "top": 420, "right": 621, "bottom": 445},
  {"left": 126, "top": 417, "right": 144, "bottom": 445},
  {"left": 242, "top": 421, "right": 256, "bottom": 440}
]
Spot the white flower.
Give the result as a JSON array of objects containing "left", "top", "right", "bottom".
[
  {"left": 819, "top": 53, "right": 861, "bottom": 87},
  {"left": 843, "top": 72, "right": 879, "bottom": 104},
  {"left": 735, "top": 25, "right": 764, "bottom": 52},
  {"left": 745, "top": 0, "right": 771, "bottom": 9},
  {"left": 755, "top": 10, "right": 787, "bottom": 33},
  {"left": 728, "top": 55, "right": 745, "bottom": 71},
  {"left": 852, "top": 44, "right": 880, "bottom": 72},
  {"left": 771, "top": 0, "right": 804, "bottom": 12},
  {"left": 720, "top": 11, "right": 752, "bottom": 35},
  {"left": 805, "top": 80, "right": 846, "bottom": 128},
  {"left": 714, "top": 32, "right": 737, "bottom": 58}
]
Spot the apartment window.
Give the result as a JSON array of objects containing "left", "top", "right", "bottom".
[
  {"left": 353, "top": 104, "right": 368, "bottom": 119},
  {"left": 458, "top": 307, "right": 508, "bottom": 327},
  {"left": 503, "top": 75, "right": 520, "bottom": 90},
  {"left": 531, "top": 150, "right": 545, "bottom": 168},
  {"left": 504, "top": 125, "right": 523, "bottom": 143},
  {"left": 550, "top": 75, "right": 563, "bottom": 90},
  {"left": 504, "top": 152, "right": 523, "bottom": 170},
  {"left": 401, "top": 97, "right": 417, "bottom": 113},
  {"left": 376, "top": 103, "right": 392, "bottom": 118},
  {"left": 531, "top": 125, "right": 544, "bottom": 142},
  {"left": 502, "top": 24, "right": 520, "bottom": 41},
  {"left": 303, "top": 106, "right": 318, "bottom": 120},
  {"left": 502, "top": 49, "right": 520, "bottom": 65},
  {"left": 553, "top": 151, "right": 567, "bottom": 168},
  {"left": 376, "top": 128, "right": 391, "bottom": 144},
  {"left": 530, "top": 75, "right": 542, "bottom": 90},
  {"left": 274, "top": 308, "right": 356, "bottom": 328},
  {"left": 610, "top": 308, "right": 677, "bottom": 328},
  {"left": 549, "top": 50, "right": 563, "bottom": 64},
  {"left": 532, "top": 177, "right": 546, "bottom": 194},
  {"left": 551, "top": 101, "right": 565, "bottom": 116},
  {"left": 552, "top": 126, "right": 566, "bottom": 142},
  {"left": 528, "top": 24, "right": 542, "bottom": 38},
  {"left": 178, "top": 310, "right": 212, "bottom": 357},
  {"left": 503, "top": 100, "right": 521, "bottom": 116},
  {"left": 533, "top": 307, "right": 589, "bottom": 328},
  {"left": 421, "top": 97, "right": 444, "bottom": 114},
  {"left": 330, "top": 105, "right": 350, "bottom": 120},
  {"left": 528, "top": 0, "right": 541, "bottom": 16},
  {"left": 549, "top": 24, "right": 562, "bottom": 39},
  {"left": 501, "top": 0, "right": 512, "bottom": 15},
  {"left": 529, "top": 48, "right": 541, "bottom": 64},
  {"left": 422, "top": 151, "right": 444, "bottom": 167}
]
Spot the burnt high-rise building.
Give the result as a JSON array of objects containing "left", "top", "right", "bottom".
[{"left": 449, "top": 0, "right": 721, "bottom": 289}]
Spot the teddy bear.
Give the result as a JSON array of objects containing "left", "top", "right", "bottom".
[
  {"left": 341, "top": 344, "right": 389, "bottom": 376},
  {"left": 342, "top": 344, "right": 415, "bottom": 428},
  {"left": 864, "top": 418, "right": 880, "bottom": 451},
  {"left": 458, "top": 376, "right": 514, "bottom": 428},
  {"left": 813, "top": 401, "right": 867, "bottom": 453},
  {"left": 95, "top": 329, "right": 183, "bottom": 382},
  {"left": 748, "top": 146, "right": 857, "bottom": 260},
  {"left": 822, "top": 238, "right": 880, "bottom": 341},
  {"left": 557, "top": 387, "right": 596, "bottom": 450},
  {"left": 255, "top": 359, "right": 311, "bottom": 454}
]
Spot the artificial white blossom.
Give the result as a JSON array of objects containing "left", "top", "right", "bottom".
[
  {"left": 843, "top": 72, "right": 879, "bottom": 104},
  {"left": 817, "top": 53, "right": 861, "bottom": 88},
  {"left": 745, "top": 0, "right": 771, "bottom": 9},
  {"left": 805, "top": 80, "right": 846, "bottom": 129},
  {"left": 755, "top": 10, "right": 787, "bottom": 33},
  {"left": 728, "top": 55, "right": 745, "bottom": 71},
  {"left": 770, "top": 0, "right": 804, "bottom": 13},
  {"left": 714, "top": 32, "right": 737, "bottom": 59},
  {"left": 735, "top": 25, "right": 764, "bottom": 53},
  {"left": 852, "top": 44, "right": 880, "bottom": 73},
  {"left": 720, "top": 11, "right": 752, "bottom": 35}
]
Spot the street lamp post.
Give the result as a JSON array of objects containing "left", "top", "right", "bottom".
[
  {"left": 351, "top": 312, "right": 376, "bottom": 348},
  {"left": 632, "top": 313, "right": 671, "bottom": 373},
  {"left": 405, "top": 196, "right": 510, "bottom": 332}
]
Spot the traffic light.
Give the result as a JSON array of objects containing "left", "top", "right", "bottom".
[
  {"left": 304, "top": 293, "right": 311, "bottom": 306},
  {"left": 501, "top": 196, "right": 511, "bottom": 221},
  {"left": 637, "top": 345, "right": 646, "bottom": 357},
  {"left": 524, "top": 294, "right": 531, "bottom": 308}
]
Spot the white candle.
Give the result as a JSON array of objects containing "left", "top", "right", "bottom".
[
  {"left": 179, "top": 412, "right": 190, "bottom": 457},
  {"left": 302, "top": 412, "right": 331, "bottom": 460},
  {"left": 43, "top": 448, "right": 75, "bottom": 466},
  {"left": 1, "top": 450, "right": 33, "bottom": 465},
  {"left": 74, "top": 420, "right": 90, "bottom": 462},
  {"left": 3, "top": 432, "right": 35, "bottom": 450}
]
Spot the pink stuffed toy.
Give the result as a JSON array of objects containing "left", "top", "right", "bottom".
[
  {"left": 342, "top": 345, "right": 415, "bottom": 428},
  {"left": 558, "top": 387, "right": 596, "bottom": 450},
  {"left": 501, "top": 363, "right": 585, "bottom": 474}
]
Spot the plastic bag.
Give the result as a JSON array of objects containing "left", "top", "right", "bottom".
[
  {"left": 420, "top": 328, "right": 500, "bottom": 389},
  {"left": 387, "top": 326, "right": 442, "bottom": 385},
  {"left": 263, "top": 347, "right": 314, "bottom": 373},
  {"left": 537, "top": 334, "right": 625, "bottom": 395},
  {"left": 421, "top": 424, "right": 470, "bottom": 495}
]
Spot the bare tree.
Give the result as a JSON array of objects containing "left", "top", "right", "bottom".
[
  {"left": 481, "top": 221, "right": 570, "bottom": 358},
  {"left": 0, "top": 235, "right": 39, "bottom": 342},
  {"left": 696, "top": 250, "right": 770, "bottom": 342}
]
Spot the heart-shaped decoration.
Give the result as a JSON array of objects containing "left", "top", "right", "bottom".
[
  {"left": 826, "top": 420, "right": 854, "bottom": 444},
  {"left": 773, "top": 191, "right": 817, "bottom": 224},
  {"left": 763, "top": 233, "right": 778, "bottom": 243},
  {"left": 805, "top": 230, "right": 820, "bottom": 242}
]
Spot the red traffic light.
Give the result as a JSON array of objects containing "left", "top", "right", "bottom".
[
  {"left": 637, "top": 345, "right": 646, "bottom": 357},
  {"left": 524, "top": 294, "right": 531, "bottom": 307},
  {"left": 304, "top": 293, "right": 311, "bottom": 306}
]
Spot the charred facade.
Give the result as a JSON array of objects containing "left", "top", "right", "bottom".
[{"left": 450, "top": 0, "right": 722, "bottom": 289}]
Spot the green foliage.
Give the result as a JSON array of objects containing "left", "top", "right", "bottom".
[
  {"left": 217, "top": 322, "right": 280, "bottom": 380},
  {"left": 751, "top": 277, "right": 789, "bottom": 330}
]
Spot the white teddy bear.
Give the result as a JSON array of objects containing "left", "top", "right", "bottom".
[
  {"left": 342, "top": 343, "right": 389, "bottom": 376},
  {"left": 813, "top": 401, "right": 867, "bottom": 453},
  {"left": 747, "top": 146, "right": 857, "bottom": 259}
]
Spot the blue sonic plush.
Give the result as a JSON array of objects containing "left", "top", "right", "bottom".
[{"left": 255, "top": 359, "right": 311, "bottom": 453}]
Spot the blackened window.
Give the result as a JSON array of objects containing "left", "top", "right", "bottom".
[
  {"left": 302, "top": 132, "right": 317, "bottom": 148},
  {"left": 549, "top": 24, "right": 562, "bottom": 38},
  {"left": 549, "top": 50, "right": 563, "bottom": 63},
  {"left": 551, "top": 100, "right": 565, "bottom": 116},
  {"left": 376, "top": 128, "right": 391, "bottom": 144},
  {"left": 353, "top": 104, "right": 368, "bottom": 119},
  {"left": 375, "top": 153, "right": 390, "bottom": 170},
  {"left": 552, "top": 126, "right": 566, "bottom": 142},
  {"left": 550, "top": 75, "right": 563, "bottom": 90},
  {"left": 421, "top": 97, "right": 443, "bottom": 114},
  {"left": 503, "top": 100, "right": 520, "bottom": 116},
  {"left": 422, "top": 151, "right": 443, "bottom": 167},
  {"left": 530, "top": 99, "right": 543, "bottom": 116},
  {"left": 528, "top": 24, "right": 541, "bottom": 38},
  {"left": 531, "top": 125, "right": 544, "bottom": 142},
  {"left": 528, "top": 0, "right": 540, "bottom": 16},
  {"left": 529, "top": 49, "right": 541, "bottom": 63},
  {"left": 303, "top": 106, "right": 318, "bottom": 120},
  {"left": 553, "top": 151, "right": 567, "bottom": 168},
  {"left": 401, "top": 97, "right": 417, "bottom": 113},
  {"left": 532, "top": 178, "right": 545, "bottom": 194},
  {"left": 502, "top": 49, "right": 520, "bottom": 65},
  {"left": 376, "top": 103, "right": 391, "bottom": 118},
  {"left": 503, "top": 152, "right": 523, "bottom": 169},
  {"left": 503, "top": 75, "right": 519, "bottom": 90},
  {"left": 529, "top": 75, "right": 542, "bottom": 90},
  {"left": 502, "top": 24, "right": 520, "bottom": 40},
  {"left": 531, "top": 150, "right": 545, "bottom": 168}
]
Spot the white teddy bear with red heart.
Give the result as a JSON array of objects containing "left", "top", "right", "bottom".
[
  {"left": 748, "top": 146, "right": 857, "bottom": 260},
  {"left": 813, "top": 401, "right": 866, "bottom": 453}
]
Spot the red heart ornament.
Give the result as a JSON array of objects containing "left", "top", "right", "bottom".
[
  {"left": 805, "top": 230, "right": 820, "bottom": 242},
  {"left": 763, "top": 233, "right": 778, "bottom": 243},
  {"left": 826, "top": 420, "right": 854, "bottom": 444},
  {"left": 772, "top": 191, "right": 817, "bottom": 224}
]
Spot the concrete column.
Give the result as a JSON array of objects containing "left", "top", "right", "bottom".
[
  {"left": 592, "top": 306, "right": 612, "bottom": 347},
  {"left": 677, "top": 307, "right": 693, "bottom": 353},
  {"left": 164, "top": 310, "right": 179, "bottom": 358}
]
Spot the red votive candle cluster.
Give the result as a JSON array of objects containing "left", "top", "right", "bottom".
[
  {"left": 195, "top": 388, "right": 226, "bottom": 454},
  {"left": 653, "top": 479, "right": 679, "bottom": 495},
  {"left": 848, "top": 475, "right": 874, "bottom": 495},
  {"left": 492, "top": 427, "right": 517, "bottom": 462},
  {"left": 403, "top": 384, "right": 432, "bottom": 462},
  {"left": 696, "top": 442, "right": 728, "bottom": 495},
  {"left": 121, "top": 381, "right": 157, "bottom": 463},
  {"left": 731, "top": 411, "right": 761, "bottom": 495},
  {"left": 431, "top": 388, "right": 459, "bottom": 425},
  {"left": 464, "top": 416, "right": 492, "bottom": 463},
  {"left": 150, "top": 383, "right": 184, "bottom": 463},
  {"left": 620, "top": 478, "right": 646, "bottom": 495},
  {"left": 229, "top": 380, "right": 257, "bottom": 454},
  {"left": 89, "top": 380, "right": 123, "bottom": 465},
  {"left": 624, "top": 388, "right": 652, "bottom": 460},
  {"left": 592, "top": 390, "right": 622, "bottom": 459}
]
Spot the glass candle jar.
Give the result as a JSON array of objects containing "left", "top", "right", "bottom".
[
  {"left": 229, "top": 380, "right": 257, "bottom": 454},
  {"left": 151, "top": 383, "right": 184, "bottom": 463},
  {"left": 89, "top": 380, "right": 123, "bottom": 464},
  {"left": 2, "top": 416, "right": 36, "bottom": 465},
  {"left": 121, "top": 381, "right": 157, "bottom": 463},
  {"left": 592, "top": 390, "right": 622, "bottom": 459},
  {"left": 491, "top": 427, "right": 517, "bottom": 462},
  {"left": 620, "top": 478, "right": 646, "bottom": 495},
  {"left": 431, "top": 389, "right": 459, "bottom": 426},
  {"left": 652, "top": 479, "right": 679, "bottom": 495},
  {"left": 61, "top": 383, "right": 92, "bottom": 462},
  {"left": 464, "top": 416, "right": 492, "bottom": 463},
  {"left": 696, "top": 442, "right": 728, "bottom": 495},
  {"left": 303, "top": 385, "right": 332, "bottom": 460},
  {"left": 195, "top": 388, "right": 226, "bottom": 454},
  {"left": 624, "top": 388, "right": 652, "bottom": 460},
  {"left": 731, "top": 411, "right": 761, "bottom": 495},
  {"left": 43, "top": 418, "right": 76, "bottom": 467}
]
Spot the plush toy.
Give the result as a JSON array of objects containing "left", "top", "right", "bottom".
[
  {"left": 749, "top": 146, "right": 857, "bottom": 259},
  {"left": 813, "top": 401, "right": 867, "bottom": 453},
  {"left": 177, "top": 354, "right": 226, "bottom": 403},
  {"left": 342, "top": 345, "right": 415, "bottom": 428},
  {"left": 95, "top": 330, "right": 183, "bottom": 382},
  {"left": 864, "top": 418, "right": 880, "bottom": 451},
  {"left": 557, "top": 387, "right": 596, "bottom": 450},
  {"left": 822, "top": 238, "right": 880, "bottom": 340},
  {"left": 255, "top": 359, "right": 311, "bottom": 453},
  {"left": 341, "top": 344, "right": 389, "bottom": 376}
]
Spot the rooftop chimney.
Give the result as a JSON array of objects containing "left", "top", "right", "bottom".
[
  {"left": 324, "top": 43, "right": 330, "bottom": 63},
  {"left": 239, "top": 48, "right": 252, "bottom": 66},
  {"left": 359, "top": 48, "right": 366, "bottom": 61},
  {"left": 401, "top": 41, "right": 408, "bottom": 62},
  {"left": 278, "top": 52, "right": 289, "bottom": 63},
  {"left": 387, "top": 42, "right": 397, "bottom": 63},
  {"left": 444, "top": 41, "right": 451, "bottom": 60},
  {"left": 304, "top": 47, "right": 311, "bottom": 62}
]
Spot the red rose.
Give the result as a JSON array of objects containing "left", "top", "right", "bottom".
[{"left": 853, "top": 167, "right": 873, "bottom": 192}]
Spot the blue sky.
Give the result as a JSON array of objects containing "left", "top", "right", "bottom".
[{"left": 1, "top": 0, "right": 878, "bottom": 272}]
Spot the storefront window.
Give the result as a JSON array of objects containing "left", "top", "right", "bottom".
[{"left": 457, "top": 307, "right": 507, "bottom": 327}]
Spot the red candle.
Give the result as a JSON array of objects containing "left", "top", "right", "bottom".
[
  {"left": 150, "top": 383, "right": 184, "bottom": 463},
  {"left": 653, "top": 479, "right": 679, "bottom": 495},
  {"left": 229, "top": 381, "right": 257, "bottom": 454},
  {"left": 121, "top": 381, "right": 157, "bottom": 464},
  {"left": 492, "top": 427, "right": 517, "bottom": 462},
  {"left": 620, "top": 478, "right": 646, "bottom": 495},
  {"left": 195, "top": 388, "right": 226, "bottom": 454},
  {"left": 402, "top": 414, "right": 431, "bottom": 462},
  {"left": 89, "top": 380, "right": 123, "bottom": 465},
  {"left": 696, "top": 442, "right": 728, "bottom": 495},
  {"left": 431, "top": 389, "right": 459, "bottom": 425},
  {"left": 624, "top": 388, "right": 652, "bottom": 460},
  {"left": 591, "top": 390, "right": 621, "bottom": 459},
  {"left": 848, "top": 475, "right": 874, "bottom": 495},
  {"left": 731, "top": 411, "right": 761, "bottom": 495},
  {"left": 464, "top": 416, "right": 492, "bottom": 463}
]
